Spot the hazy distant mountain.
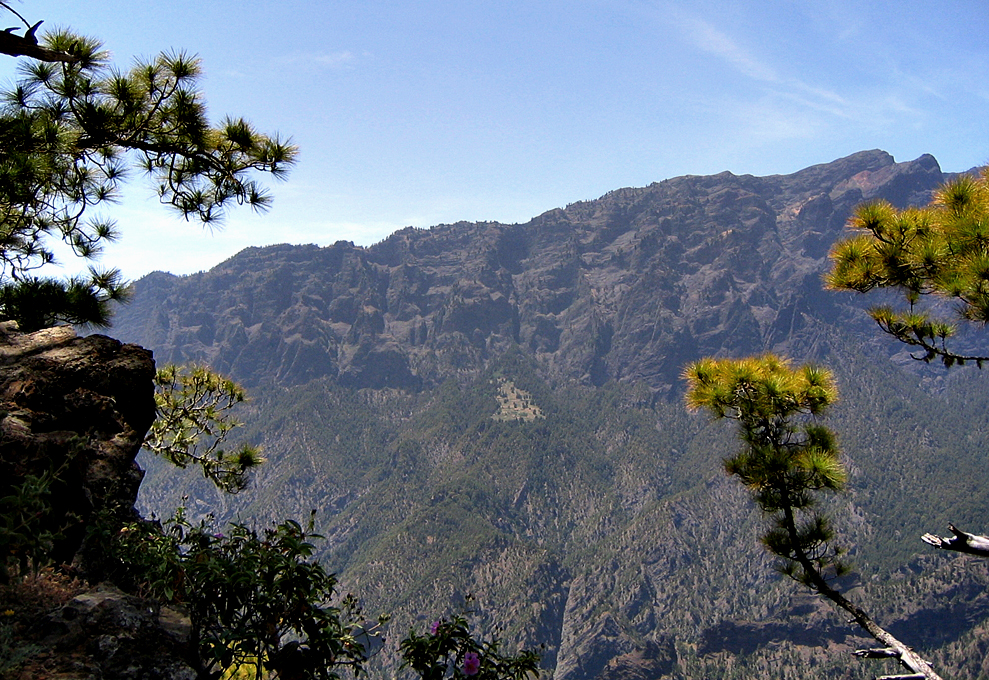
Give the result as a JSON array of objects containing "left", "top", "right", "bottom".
[{"left": 111, "top": 150, "right": 989, "bottom": 679}]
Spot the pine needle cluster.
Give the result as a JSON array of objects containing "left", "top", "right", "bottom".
[
  {"left": 0, "top": 29, "right": 297, "bottom": 330},
  {"left": 826, "top": 170, "right": 989, "bottom": 366},
  {"left": 683, "top": 355, "right": 848, "bottom": 587}
]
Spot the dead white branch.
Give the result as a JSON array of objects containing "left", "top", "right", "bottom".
[{"left": 922, "top": 524, "right": 989, "bottom": 557}]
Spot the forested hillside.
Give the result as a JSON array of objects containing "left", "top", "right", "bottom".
[{"left": 112, "top": 150, "right": 989, "bottom": 679}]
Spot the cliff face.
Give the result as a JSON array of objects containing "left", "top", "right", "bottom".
[
  {"left": 0, "top": 323, "right": 156, "bottom": 567},
  {"left": 0, "top": 324, "right": 200, "bottom": 680},
  {"left": 113, "top": 150, "right": 944, "bottom": 394}
]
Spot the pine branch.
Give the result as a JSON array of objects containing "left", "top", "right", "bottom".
[
  {"left": 784, "top": 508, "right": 942, "bottom": 679},
  {"left": 875, "top": 318, "right": 989, "bottom": 368}
]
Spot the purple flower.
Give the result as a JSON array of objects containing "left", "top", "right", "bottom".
[
  {"left": 462, "top": 652, "right": 480, "bottom": 676},
  {"left": 213, "top": 532, "right": 225, "bottom": 539},
  {"left": 429, "top": 620, "right": 441, "bottom": 635}
]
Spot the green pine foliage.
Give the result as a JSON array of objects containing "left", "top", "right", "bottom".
[
  {"left": 683, "top": 355, "right": 848, "bottom": 587},
  {"left": 683, "top": 354, "right": 948, "bottom": 679},
  {"left": 0, "top": 26, "right": 296, "bottom": 330},
  {"left": 826, "top": 170, "right": 989, "bottom": 366}
]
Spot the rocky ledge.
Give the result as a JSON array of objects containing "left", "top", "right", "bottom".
[
  {"left": 0, "top": 323, "right": 155, "bottom": 569},
  {"left": 0, "top": 324, "right": 195, "bottom": 679}
]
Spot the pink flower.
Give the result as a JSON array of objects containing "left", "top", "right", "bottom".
[
  {"left": 429, "top": 620, "right": 441, "bottom": 635},
  {"left": 462, "top": 652, "right": 480, "bottom": 676}
]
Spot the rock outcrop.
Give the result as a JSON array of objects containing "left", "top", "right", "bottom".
[
  {"left": 0, "top": 324, "right": 189, "bottom": 678},
  {"left": 0, "top": 323, "right": 156, "bottom": 569},
  {"left": 21, "top": 584, "right": 195, "bottom": 680}
]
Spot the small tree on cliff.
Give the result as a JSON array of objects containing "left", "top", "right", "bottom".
[
  {"left": 0, "top": 5, "right": 297, "bottom": 330},
  {"left": 683, "top": 355, "right": 944, "bottom": 680}
]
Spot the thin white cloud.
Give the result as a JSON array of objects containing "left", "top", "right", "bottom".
[
  {"left": 312, "top": 51, "right": 357, "bottom": 68},
  {"left": 669, "top": 8, "right": 855, "bottom": 113},
  {"left": 656, "top": 5, "right": 933, "bottom": 137},
  {"left": 276, "top": 50, "right": 360, "bottom": 70},
  {"left": 674, "top": 12, "right": 780, "bottom": 84},
  {"left": 730, "top": 98, "right": 827, "bottom": 144}
]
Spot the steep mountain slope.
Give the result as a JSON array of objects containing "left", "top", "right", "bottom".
[
  {"left": 111, "top": 150, "right": 989, "bottom": 679},
  {"left": 114, "top": 149, "right": 943, "bottom": 392}
]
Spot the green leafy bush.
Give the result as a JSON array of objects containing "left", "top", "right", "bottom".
[
  {"left": 0, "top": 460, "right": 76, "bottom": 583},
  {"left": 114, "top": 509, "right": 381, "bottom": 680}
]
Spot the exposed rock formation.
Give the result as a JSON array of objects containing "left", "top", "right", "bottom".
[
  {"left": 112, "top": 150, "right": 947, "bottom": 394},
  {"left": 0, "top": 323, "right": 156, "bottom": 568},
  {"left": 21, "top": 584, "right": 195, "bottom": 680},
  {"left": 594, "top": 637, "right": 677, "bottom": 680},
  {"left": 0, "top": 324, "right": 194, "bottom": 678}
]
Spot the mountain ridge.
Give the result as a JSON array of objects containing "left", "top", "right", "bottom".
[
  {"left": 113, "top": 149, "right": 945, "bottom": 393},
  {"left": 111, "top": 150, "right": 989, "bottom": 680}
]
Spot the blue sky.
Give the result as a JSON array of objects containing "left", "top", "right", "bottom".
[{"left": 3, "top": 1, "right": 988, "bottom": 279}]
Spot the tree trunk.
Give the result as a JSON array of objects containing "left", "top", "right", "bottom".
[{"left": 781, "top": 506, "right": 943, "bottom": 680}]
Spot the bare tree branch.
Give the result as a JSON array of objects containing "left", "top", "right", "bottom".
[
  {"left": 798, "top": 545, "right": 941, "bottom": 679},
  {"left": 921, "top": 524, "right": 989, "bottom": 557},
  {"left": 853, "top": 648, "right": 902, "bottom": 659},
  {"left": 0, "top": 22, "right": 77, "bottom": 63}
]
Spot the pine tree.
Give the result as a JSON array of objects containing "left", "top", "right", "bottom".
[
  {"left": 826, "top": 169, "right": 989, "bottom": 367},
  {"left": 0, "top": 7, "right": 297, "bottom": 330},
  {"left": 827, "top": 165, "right": 989, "bottom": 638},
  {"left": 684, "top": 355, "right": 943, "bottom": 679}
]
